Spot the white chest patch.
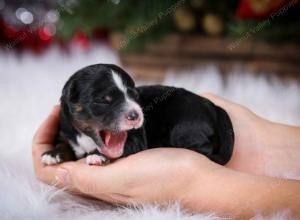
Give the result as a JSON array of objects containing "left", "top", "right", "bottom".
[{"left": 69, "top": 132, "right": 98, "bottom": 158}]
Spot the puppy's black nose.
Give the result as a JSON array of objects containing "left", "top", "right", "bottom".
[{"left": 126, "top": 110, "right": 139, "bottom": 121}]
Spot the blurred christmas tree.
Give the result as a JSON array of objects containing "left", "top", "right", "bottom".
[
  {"left": 56, "top": 0, "right": 300, "bottom": 50},
  {"left": 0, "top": 0, "right": 299, "bottom": 52},
  {"left": 57, "top": 0, "right": 239, "bottom": 51}
]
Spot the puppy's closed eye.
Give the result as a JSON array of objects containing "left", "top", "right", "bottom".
[{"left": 94, "top": 95, "right": 113, "bottom": 105}]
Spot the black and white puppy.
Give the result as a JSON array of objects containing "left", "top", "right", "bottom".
[{"left": 41, "top": 64, "right": 234, "bottom": 166}]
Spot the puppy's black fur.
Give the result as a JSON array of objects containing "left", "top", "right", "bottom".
[
  {"left": 42, "top": 64, "right": 234, "bottom": 165},
  {"left": 127, "top": 86, "right": 234, "bottom": 164}
]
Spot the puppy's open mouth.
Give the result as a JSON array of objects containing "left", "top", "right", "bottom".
[{"left": 98, "top": 131, "right": 128, "bottom": 159}]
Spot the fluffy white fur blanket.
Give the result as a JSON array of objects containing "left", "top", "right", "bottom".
[{"left": 0, "top": 44, "right": 299, "bottom": 220}]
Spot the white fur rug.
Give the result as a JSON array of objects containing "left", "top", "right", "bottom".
[{"left": 0, "top": 43, "right": 299, "bottom": 220}]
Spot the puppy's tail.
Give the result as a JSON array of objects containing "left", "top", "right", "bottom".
[{"left": 211, "top": 106, "right": 235, "bottom": 165}]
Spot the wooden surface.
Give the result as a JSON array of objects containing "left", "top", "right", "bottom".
[{"left": 118, "top": 34, "right": 300, "bottom": 81}]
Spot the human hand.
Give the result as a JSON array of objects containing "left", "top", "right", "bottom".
[
  {"left": 32, "top": 106, "right": 220, "bottom": 204},
  {"left": 201, "top": 93, "right": 300, "bottom": 177},
  {"left": 201, "top": 93, "right": 270, "bottom": 174},
  {"left": 32, "top": 105, "right": 300, "bottom": 219}
]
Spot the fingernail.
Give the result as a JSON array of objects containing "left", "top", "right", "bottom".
[{"left": 55, "top": 168, "right": 70, "bottom": 185}]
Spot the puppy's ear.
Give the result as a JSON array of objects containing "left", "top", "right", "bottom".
[
  {"left": 62, "top": 81, "right": 79, "bottom": 103},
  {"left": 105, "top": 64, "right": 135, "bottom": 88},
  {"left": 61, "top": 81, "right": 84, "bottom": 115}
]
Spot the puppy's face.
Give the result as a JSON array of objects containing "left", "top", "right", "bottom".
[{"left": 62, "top": 64, "right": 144, "bottom": 158}]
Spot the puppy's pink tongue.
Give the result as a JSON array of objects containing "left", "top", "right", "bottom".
[{"left": 100, "top": 131, "right": 127, "bottom": 158}]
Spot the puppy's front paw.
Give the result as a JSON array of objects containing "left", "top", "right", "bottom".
[
  {"left": 86, "top": 154, "right": 109, "bottom": 166},
  {"left": 41, "top": 153, "right": 62, "bottom": 165}
]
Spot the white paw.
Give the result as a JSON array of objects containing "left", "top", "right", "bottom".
[
  {"left": 86, "top": 154, "right": 108, "bottom": 166},
  {"left": 41, "top": 154, "right": 61, "bottom": 165}
]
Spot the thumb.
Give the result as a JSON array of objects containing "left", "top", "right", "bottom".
[{"left": 54, "top": 161, "right": 124, "bottom": 195}]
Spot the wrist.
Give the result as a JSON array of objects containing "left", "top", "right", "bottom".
[
  {"left": 266, "top": 121, "right": 300, "bottom": 147},
  {"left": 179, "top": 157, "right": 227, "bottom": 214},
  {"left": 259, "top": 120, "right": 300, "bottom": 177},
  {"left": 182, "top": 163, "right": 300, "bottom": 218},
  {"left": 225, "top": 112, "right": 268, "bottom": 175}
]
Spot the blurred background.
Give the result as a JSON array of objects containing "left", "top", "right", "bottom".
[
  {"left": 1, "top": 0, "right": 300, "bottom": 80},
  {"left": 0, "top": 0, "right": 300, "bottom": 156}
]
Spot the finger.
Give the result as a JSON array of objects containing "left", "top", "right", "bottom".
[
  {"left": 32, "top": 105, "right": 60, "bottom": 166},
  {"left": 201, "top": 93, "right": 229, "bottom": 108},
  {"left": 35, "top": 163, "right": 59, "bottom": 185},
  {"left": 32, "top": 105, "right": 60, "bottom": 145},
  {"left": 32, "top": 105, "right": 60, "bottom": 183},
  {"left": 201, "top": 93, "right": 242, "bottom": 113},
  {"left": 56, "top": 160, "right": 128, "bottom": 195},
  {"left": 55, "top": 161, "right": 134, "bottom": 205}
]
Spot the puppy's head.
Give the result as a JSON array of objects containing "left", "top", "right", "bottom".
[{"left": 61, "top": 64, "right": 144, "bottom": 159}]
